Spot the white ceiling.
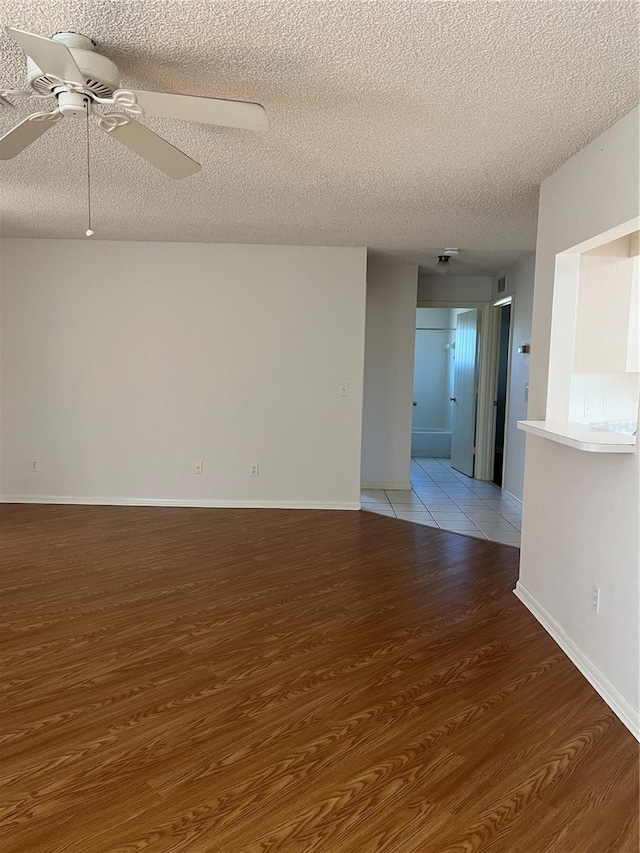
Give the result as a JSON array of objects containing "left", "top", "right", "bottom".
[{"left": 1, "top": 1, "right": 638, "bottom": 272}]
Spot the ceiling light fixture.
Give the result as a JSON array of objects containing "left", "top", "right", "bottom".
[{"left": 435, "top": 248, "right": 459, "bottom": 275}]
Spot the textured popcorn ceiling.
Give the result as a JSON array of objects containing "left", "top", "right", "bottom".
[{"left": 0, "top": 1, "right": 638, "bottom": 271}]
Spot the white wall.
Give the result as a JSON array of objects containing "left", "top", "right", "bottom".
[
  {"left": 0, "top": 238, "right": 2, "bottom": 497},
  {"left": 492, "top": 254, "right": 535, "bottom": 501},
  {"left": 361, "top": 257, "right": 418, "bottom": 487},
  {"left": 418, "top": 274, "right": 492, "bottom": 303},
  {"left": 0, "top": 240, "right": 367, "bottom": 508},
  {"left": 413, "top": 309, "right": 455, "bottom": 432},
  {"left": 518, "top": 107, "right": 640, "bottom": 737},
  {"left": 416, "top": 307, "right": 454, "bottom": 329}
]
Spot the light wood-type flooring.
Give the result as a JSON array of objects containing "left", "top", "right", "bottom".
[{"left": 1, "top": 504, "right": 638, "bottom": 852}]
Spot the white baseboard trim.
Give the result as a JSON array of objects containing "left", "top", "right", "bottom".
[
  {"left": 0, "top": 495, "right": 361, "bottom": 511},
  {"left": 503, "top": 490, "right": 523, "bottom": 507},
  {"left": 361, "top": 482, "right": 411, "bottom": 490},
  {"left": 514, "top": 581, "right": 639, "bottom": 740}
]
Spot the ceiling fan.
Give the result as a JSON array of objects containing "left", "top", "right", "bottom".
[{"left": 0, "top": 28, "right": 268, "bottom": 178}]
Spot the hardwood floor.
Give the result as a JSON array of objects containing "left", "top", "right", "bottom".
[{"left": 0, "top": 504, "right": 637, "bottom": 852}]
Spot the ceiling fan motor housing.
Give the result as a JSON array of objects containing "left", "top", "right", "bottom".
[{"left": 26, "top": 32, "right": 120, "bottom": 101}]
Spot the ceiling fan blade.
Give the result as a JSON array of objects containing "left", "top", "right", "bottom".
[
  {"left": 0, "top": 111, "right": 63, "bottom": 159},
  {"left": 122, "top": 89, "right": 268, "bottom": 132},
  {"left": 100, "top": 117, "right": 201, "bottom": 179},
  {"left": 5, "top": 27, "right": 84, "bottom": 85}
]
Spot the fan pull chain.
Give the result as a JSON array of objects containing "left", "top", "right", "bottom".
[{"left": 85, "top": 103, "right": 94, "bottom": 237}]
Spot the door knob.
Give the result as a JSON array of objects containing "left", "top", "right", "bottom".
[
  {"left": 413, "top": 401, "right": 418, "bottom": 406},
  {"left": 449, "top": 397, "right": 456, "bottom": 402}
]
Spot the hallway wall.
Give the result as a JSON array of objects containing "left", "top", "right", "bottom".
[{"left": 361, "top": 256, "right": 418, "bottom": 487}]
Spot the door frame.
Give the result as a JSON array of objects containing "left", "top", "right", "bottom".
[
  {"left": 416, "top": 299, "right": 514, "bottom": 486},
  {"left": 475, "top": 296, "right": 515, "bottom": 484}
]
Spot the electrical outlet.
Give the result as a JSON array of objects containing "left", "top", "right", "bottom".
[
  {"left": 591, "top": 585, "right": 600, "bottom": 614},
  {"left": 250, "top": 463, "right": 260, "bottom": 477},
  {"left": 524, "top": 384, "right": 529, "bottom": 403},
  {"left": 583, "top": 398, "right": 592, "bottom": 418},
  {"left": 193, "top": 460, "right": 203, "bottom": 475},
  {"left": 29, "top": 459, "right": 39, "bottom": 473},
  {"left": 339, "top": 383, "right": 349, "bottom": 397}
]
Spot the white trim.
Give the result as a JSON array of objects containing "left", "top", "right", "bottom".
[
  {"left": 417, "top": 300, "right": 488, "bottom": 309},
  {"left": 501, "top": 297, "right": 515, "bottom": 491},
  {"left": 514, "top": 581, "right": 639, "bottom": 740},
  {"left": 476, "top": 297, "right": 515, "bottom": 486},
  {"left": 0, "top": 495, "right": 361, "bottom": 511},
  {"left": 561, "top": 216, "right": 640, "bottom": 256},
  {"left": 475, "top": 303, "right": 499, "bottom": 480},
  {"left": 361, "top": 481, "right": 411, "bottom": 490},
  {"left": 502, "top": 489, "right": 522, "bottom": 507}
]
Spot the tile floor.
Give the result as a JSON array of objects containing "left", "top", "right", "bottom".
[{"left": 361, "top": 457, "right": 522, "bottom": 547}]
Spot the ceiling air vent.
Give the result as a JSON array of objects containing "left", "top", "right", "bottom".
[{"left": 497, "top": 275, "right": 507, "bottom": 294}]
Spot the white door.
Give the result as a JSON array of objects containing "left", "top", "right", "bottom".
[{"left": 450, "top": 310, "right": 479, "bottom": 477}]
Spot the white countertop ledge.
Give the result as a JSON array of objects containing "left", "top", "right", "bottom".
[{"left": 517, "top": 420, "right": 637, "bottom": 453}]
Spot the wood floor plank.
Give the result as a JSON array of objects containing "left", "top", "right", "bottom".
[{"left": 0, "top": 504, "right": 637, "bottom": 852}]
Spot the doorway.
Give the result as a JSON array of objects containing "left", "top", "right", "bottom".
[
  {"left": 492, "top": 303, "right": 511, "bottom": 485},
  {"left": 411, "top": 300, "right": 511, "bottom": 489},
  {"left": 411, "top": 307, "right": 480, "bottom": 474},
  {"left": 411, "top": 308, "right": 457, "bottom": 458}
]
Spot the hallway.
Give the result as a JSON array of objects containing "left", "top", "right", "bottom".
[{"left": 362, "top": 457, "right": 521, "bottom": 546}]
